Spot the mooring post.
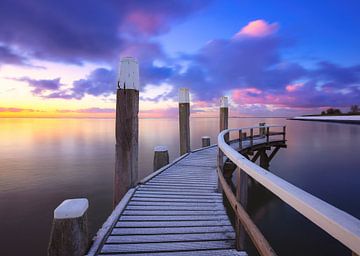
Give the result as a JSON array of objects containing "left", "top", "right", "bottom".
[
  {"left": 153, "top": 146, "right": 169, "bottom": 171},
  {"left": 266, "top": 126, "right": 270, "bottom": 144},
  {"left": 202, "top": 136, "right": 211, "bottom": 147},
  {"left": 179, "top": 88, "right": 190, "bottom": 155},
  {"left": 219, "top": 96, "right": 229, "bottom": 142},
  {"left": 236, "top": 168, "right": 248, "bottom": 250},
  {"left": 48, "top": 198, "right": 89, "bottom": 256},
  {"left": 114, "top": 57, "right": 139, "bottom": 206}
]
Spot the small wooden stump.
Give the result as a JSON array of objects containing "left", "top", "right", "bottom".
[
  {"left": 202, "top": 136, "right": 211, "bottom": 147},
  {"left": 48, "top": 198, "right": 89, "bottom": 256},
  {"left": 153, "top": 146, "right": 169, "bottom": 171}
]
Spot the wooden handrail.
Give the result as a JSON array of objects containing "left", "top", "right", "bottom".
[
  {"left": 218, "top": 125, "right": 360, "bottom": 255},
  {"left": 217, "top": 167, "right": 277, "bottom": 256}
]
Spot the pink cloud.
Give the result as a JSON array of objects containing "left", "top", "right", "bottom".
[
  {"left": 286, "top": 82, "right": 304, "bottom": 92},
  {"left": 234, "top": 19, "right": 279, "bottom": 38},
  {"left": 122, "top": 11, "right": 166, "bottom": 35},
  {"left": 232, "top": 87, "right": 263, "bottom": 104}
]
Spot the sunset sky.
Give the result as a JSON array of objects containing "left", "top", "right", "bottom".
[{"left": 0, "top": 0, "right": 359, "bottom": 118}]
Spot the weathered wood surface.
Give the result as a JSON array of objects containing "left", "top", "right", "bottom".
[
  {"left": 114, "top": 88, "right": 139, "bottom": 206},
  {"left": 153, "top": 146, "right": 169, "bottom": 171},
  {"left": 87, "top": 146, "right": 247, "bottom": 255},
  {"left": 219, "top": 126, "right": 360, "bottom": 255},
  {"left": 179, "top": 102, "right": 190, "bottom": 155}
]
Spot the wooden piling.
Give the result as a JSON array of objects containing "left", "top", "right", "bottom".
[
  {"left": 202, "top": 136, "right": 211, "bottom": 147},
  {"left": 220, "top": 96, "right": 229, "bottom": 142},
  {"left": 114, "top": 57, "right": 139, "bottom": 206},
  {"left": 153, "top": 146, "right": 169, "bottom": 171},
  {"left": 236, "top": 168, "right": 248, "bottom": 250},
  {"left": 48, "top": 198, "right": 89, "bottom": 256},
  {"left": 179, "top": 88, "right": 190, "bottom": 155}
]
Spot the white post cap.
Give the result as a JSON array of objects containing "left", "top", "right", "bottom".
[
  {"left": 154, "top": 145, "right": 168, "bottom": 152},
  {"left": 220, "top": 96, "right": 228, "bottom": 108},
  {"left": 179, "top": 88, "right": 190, "bottom": 103},
  {"left": 54, "top": 198, "right": 89, "bottom": 219},
  {"left": 118, "top": 57, "right": 140, "bottom": 90},
  {"left": 202, "top": 136, "right": 210, "bottom": 139}
]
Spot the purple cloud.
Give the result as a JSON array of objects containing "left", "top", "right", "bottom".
[
  {"left": 15, "top": 77, "right": 63, "bottom": 96},
  {"left": 0, "top": 45, "right": 27, "bottom": 66},
  {"left": 0, "top": 0, "right": 208, "bottom": 64}
]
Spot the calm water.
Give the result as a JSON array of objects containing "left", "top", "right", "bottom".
[{"left": 0, "top": 118, "right": 359, "bottom": 256}]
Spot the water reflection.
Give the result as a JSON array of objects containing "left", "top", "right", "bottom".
[{"left": 0, "top": 118, "right": 359, "bottom": 255}]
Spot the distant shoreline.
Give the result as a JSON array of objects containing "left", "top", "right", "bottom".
[{"left": 289, "top": 115, "right": 360, "bottom": 124}]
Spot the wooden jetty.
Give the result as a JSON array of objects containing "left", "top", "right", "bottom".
[
  {"left": 47, "top": 57, "right": 360, "bottom": 256},
  {"left": 87, "top": 145, "right": 247, "bottom": 255}
]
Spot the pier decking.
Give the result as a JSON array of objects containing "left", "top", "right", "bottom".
[{"left": 87, "top": 146, "right": 246, "bottom": 256}]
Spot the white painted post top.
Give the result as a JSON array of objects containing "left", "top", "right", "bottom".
[
  {"left": 118, "top": 57, "right": 140, "bottom": 90},
  {"left": 154, "top": 145, "right": 168, "bottom": 152},
  {"left": 54, "top": 198, "right": 89, "bottom": 219},
  {"left": 202, "top": 136, "right": 210, "bottom": 139},
  {"left": 179, "top": 88, "right": 190, "bottom": 103},
  {"left": 220, "top": 96, "right": 228, "bottom": 108}
]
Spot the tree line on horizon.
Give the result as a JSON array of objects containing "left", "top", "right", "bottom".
[{"left": 319, "top": 105, "right": 359, "bottom": 116}]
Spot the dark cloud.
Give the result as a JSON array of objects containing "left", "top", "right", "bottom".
[
  {"left": 0, "top": 45, "right": 27, "bottom": 66},
  {"left": 57, "top": 107, "right": 114, "bottom": 113},
  {"left": 0, "top": 0, "right": 208, "bottom": 64},
  {"left": 15, "top": 77, "right": 63, "bottom": 96}
]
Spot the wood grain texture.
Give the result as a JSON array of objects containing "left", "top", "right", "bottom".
[
  {"left": 89, "top": 147, "right": 246, "bottom": 255},
  {"left": 114, "top": 89, "right": 139, "bottom": 206},
  {"left": 179, "top": 102, "right": 190, "bottom": 155}
]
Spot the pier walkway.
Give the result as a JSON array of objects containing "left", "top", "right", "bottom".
[{"left": 87, "top": 145, "right": 246, "bottom": 256}]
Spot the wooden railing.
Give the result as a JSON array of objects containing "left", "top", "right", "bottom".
[{"left": 218, "top": 125, "right": 360, "bottom": 256}]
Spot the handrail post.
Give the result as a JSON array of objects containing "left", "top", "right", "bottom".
[
  {"left": 235, "top": 167, "right": 248, "bottom": 250},
  {"left": 114, "top": 57, "right": 139, "bottom": 206},
  {"left": 179, "top": 88, "right": 191, "bottom": 155},
  {"left": 239, "top": 129, "right": 243, "bottom": 150},
  {"left": 250, "top": 128, "right": 253, "bottom": 147},
  {"left": 266, "top": 126, "right": 270, "bottom": 144},
  {"left": 259, "top": 122, "right": 266, "bottom": 136},
  {"left": 217, "top": 148, "right": 224, "bottom": 193},
  {"left": 283, "top": 126, "right": 286, "bottom": 141}
]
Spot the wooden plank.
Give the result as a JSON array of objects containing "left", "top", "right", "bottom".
[
  {"left": 119, "top": 215, "right": 229, "bottom": 221},
  {"left": 133, "top": 193, "right": 222, "bottom": 199},
  {"left": 122, "top": 210, "right": 226, "bottom": 216},
  {"left": 135, "top": 190, "right": 218, "bottom": 196},
  {"left": 101, "top": 240, "right": 236, "bottom": 253},
  {"left": 128, "top": 202, "right": 221, "bottom": 207},
  {"left": 131, "top": 198, "right": 222, "bottom": 203},
  {"left": 147, "top": 182, "right": 217, "bottom": 187},
  {"left": 125, "top": 205, "right": 220, "bottom": 211},
  {"left": 139, "top": 153, "right": 190, "bottom": 184},
  {"left": 99, "top": 249, "right": 247, "bottom": 256},
  {"left": 115, "top": 220, "right": 231, "bottom": 228},
  {"left": 111, "top": 226, "right": 234, "bottom": 235},
  {"left": 87, "top": 188, "right": 136, "bottom": 256},
  {"left": 106, "top": 232, "right": 235, "bottom": 244}
]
